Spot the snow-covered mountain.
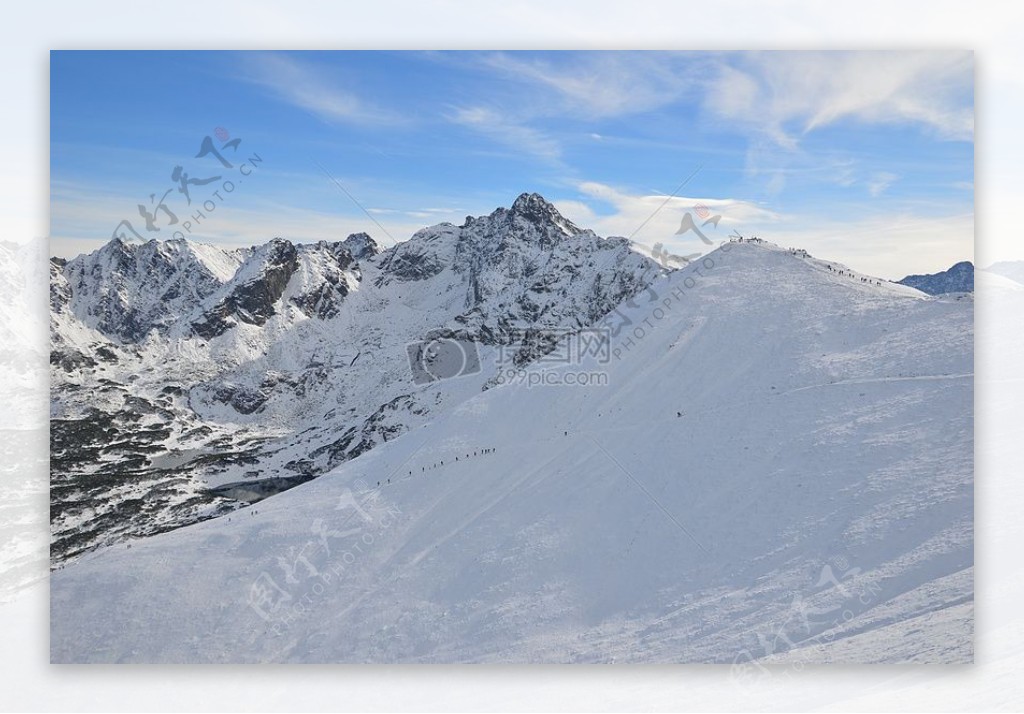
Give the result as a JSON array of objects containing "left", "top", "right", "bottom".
[
  {"left": 50, "top": 194, "right": 662, "bottom": 564},
  {"left": 984, "top": 260, "right": 1024, "bottom": 286},
  {"left": 50, "top": 239, "right": 973, "bottom": 663},
  {"left": 898, "top": 261, "right": 974, "bottom": 294},
  {"left": 1, "top": 240, "right": 47, "bottom": 427},
  {"left": 0, "top": 240, "right": 49, "bottom": 601}
]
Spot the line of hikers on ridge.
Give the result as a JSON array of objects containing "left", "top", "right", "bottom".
[
  {"left": 375, "top": 447, "right": 497, "bottom": 488},
  {"left": 824, "top": 263, "right": 883, "bottom": 286}
]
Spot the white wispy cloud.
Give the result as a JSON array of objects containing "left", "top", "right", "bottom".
[
  {"left": 706, "top": 51, "right": 974, "bottom": 146},
  {"left": 465, "top": 51, "right": 972, "bottom": 199},
  {"left": 448, "top": 105, "right": 563, "bottom": 162},
  {"left": 476, "top": 50, "right": 972, "bottom": 147},
  {"left": 448, "top": 52, "right": 705, "bottom": 164},
  {"left": 479, "top": 51, "right": 702, "bottom": 118},
  {"left": 237, "top": 53, "right": 404, "bottom": 126},
  {"left": 867, "top": 171, "right": 900, "bottom": 197},
  {"left": 555, "top": 180, "right": 781, "bottom": 245}
]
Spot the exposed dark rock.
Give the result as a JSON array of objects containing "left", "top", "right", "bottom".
[
  {"left": 191, "top": 238, "right": 299, "bottom": 338},
  {"left": 342, "top": 232, "right": 380, "bottom": 260},
  {"left": 898, "top": 261, "right": 974, "bottom": 295}
]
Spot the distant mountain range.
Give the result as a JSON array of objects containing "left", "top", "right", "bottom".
[
  {"left": 898, "top": 261, "right": 974, "bottom": 295},
  {"left": 49, "top": 193, "right": 660, "bottom": 563}
]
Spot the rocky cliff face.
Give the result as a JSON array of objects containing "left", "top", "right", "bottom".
[{"left": 58, "top": 237, "right": 242, "bottom": 343}]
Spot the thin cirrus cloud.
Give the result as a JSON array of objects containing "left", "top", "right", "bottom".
[
  {"left": 867, "top": 171, "right": 900, "bottom": 197},
  {"left": 448, "top": 105, "right": 564, "bottom": 163},
  {"left": 447, "top": 52, "right": 704, "bottom": 165},
  {"left": 697, "top": 52, "right": 972, "bottom": 200},
  {"left": 473, "top": 50, "right": 972, "bottom": 146},
  {"left": 705, "top": 51, "right": 974, "bottom": 146},
  {"left": 236, "top": 53, "right": 405, "bottom": 127},
  {"left": 477, "top": 51, "right": 701, "bottom": 118},
  {"left": 457, "top": 51, "right": 972, "bottom": 204}
]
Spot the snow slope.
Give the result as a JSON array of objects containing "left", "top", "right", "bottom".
[
  {"left": 983, "top": 260, "right": 1024, "bottom": 287},
  {"left": 50, "top": 241, "right": 973, "bottom": 663}
]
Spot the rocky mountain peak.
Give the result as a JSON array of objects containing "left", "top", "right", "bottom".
[
  {"left": 506, "top": 192, "right": 581, "bottom": 237},
  {"left": 342, "top": 232, "right": 380, "bottom": 261}
]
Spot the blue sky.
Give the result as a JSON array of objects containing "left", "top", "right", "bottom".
[{"left": 50, "top": 50, "right": 974, "bottom": 278}]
